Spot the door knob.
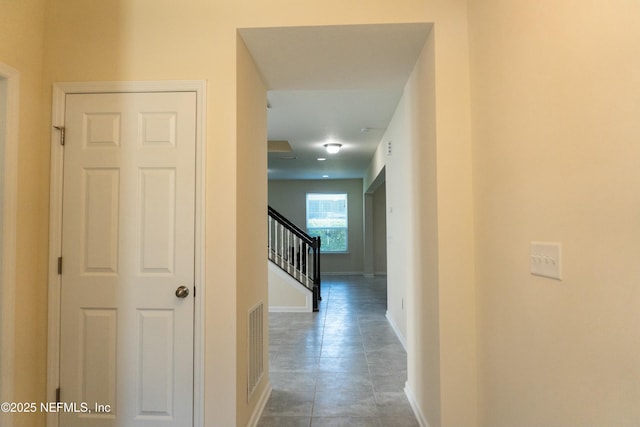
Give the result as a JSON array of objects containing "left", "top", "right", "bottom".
[{"left": 175, "top": 285, "right": 190, "bottom": 298}]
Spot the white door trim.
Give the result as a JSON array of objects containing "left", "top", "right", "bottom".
[
  {"left": 0, "top": 61, "right": 20, "bottom": 427},
  {"left": 46, "top": 80, "right": 206, "bottom": 427}
]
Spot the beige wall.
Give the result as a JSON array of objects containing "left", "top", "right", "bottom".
[
  {"left": 269, "top": 179, "right": 365, "bottom": 274},
  {"left": 382, "top": 91, "right": 413, "bottom": 347},
  {"left": 236, "top": 35, "right": 268, "bottom": 425},
  {"left": 0, "top": 0, "right": 49, "bottom": 426},
  {"left": 382, "top": 35, "right": 452, "bottom": 425},
  {"left": 468, "top": 1, "right": 640, "bottom": 426},
  {"left": 370, "top": 19, "right": 477, "bottom": 426}
]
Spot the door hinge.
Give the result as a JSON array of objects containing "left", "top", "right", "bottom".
[
  {"left": 55, "top": 387, "right": 61, "bottom": 403},
  {"left": 193, "top": 286, "right": 196, "bottom": 298},
  {"left": 57, "top": 257, "right": 63, "bottom": 275},
  {"left": 53, "top": 125, "right": 65, "bottom": 146}
]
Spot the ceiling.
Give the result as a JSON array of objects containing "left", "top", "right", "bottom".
[{"left": 239, "top": 23, "right": 432, "bottom": 180}]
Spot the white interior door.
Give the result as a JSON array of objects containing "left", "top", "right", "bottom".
[{"left": 59, "top": 92, "right": 196, "bottom": 427}]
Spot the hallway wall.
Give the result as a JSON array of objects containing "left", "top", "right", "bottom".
[
  {"left": 369, "top": 21, "right": 477, "bottom": 427},
  {"left": 0, "top": 1, "right": 49, "bottom": 426},
  {"left": 468, "top": 1, "right": 640, "bottom": 426},
  {"left": 236, "top": 34, "right": 269, "bottom": 422},
  {"left": 372, "top": 183, "right": 387, "bottom": 275}
]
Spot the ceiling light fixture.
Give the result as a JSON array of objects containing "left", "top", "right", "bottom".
[
  {"left": 324, "top": 143, "right": 342, "bottom": 154},
  {"left": 317, "top": 157, "right": 326, "bottom": 161}
]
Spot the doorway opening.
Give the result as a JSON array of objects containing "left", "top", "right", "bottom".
[
  {"left": 240, "top": 23, "right": 429, "bottom": 314},
  {"left": 239, "top": 24, "right": 431, "bottom": 423}
]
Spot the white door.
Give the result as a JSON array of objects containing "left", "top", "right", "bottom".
[{"left": 59, "top": 92, "right": 196, "bottom": 427}]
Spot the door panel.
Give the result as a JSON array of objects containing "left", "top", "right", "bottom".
[{"left": 59, "top": 92, "right": 196, "bottom": 427}]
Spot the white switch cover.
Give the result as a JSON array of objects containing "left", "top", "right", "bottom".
[{"left": 530, "top": 242, "right": 562, "bottom": 280}]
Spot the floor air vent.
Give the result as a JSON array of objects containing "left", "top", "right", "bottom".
[{"left": 247, "top": 302, "right": 264, "bottom": 401}]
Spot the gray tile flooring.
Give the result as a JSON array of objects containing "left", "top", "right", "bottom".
[{"left": 259, "top": 275, "right": 419, "bottom": 427}]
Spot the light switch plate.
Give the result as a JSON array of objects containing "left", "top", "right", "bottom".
[{"left": 530, "top": 242, "right": 562, "bottom": 280}]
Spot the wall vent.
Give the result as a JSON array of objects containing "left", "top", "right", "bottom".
[{"left": 247, "top": 302, "right": 264, "bottom": 401}]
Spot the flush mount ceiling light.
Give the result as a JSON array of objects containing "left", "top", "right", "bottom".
[{"left": 324, "top": 143, "right": 342, "bottom": 154}]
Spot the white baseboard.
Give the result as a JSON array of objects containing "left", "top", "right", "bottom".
[
  {"left": 385, "top": 311, "right": 407, "bottom": 351},
  {"left": 322, "top": 272, "right": 386, "bottom": 278},
  {"left": 269, "top": 306, "right": 312, "bottom": 313},
  {"left": 246, "top": 382, "right": 272, "bottom": 427},
  {"left": 404, "top": 383, "right": 430, "bottom": 427},
  {"left": 320, "top": 271, "right": 364, "bottom": 276}
]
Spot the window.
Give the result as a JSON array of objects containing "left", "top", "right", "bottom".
[{"left": 306, "top": 193, "right": 348, "bottom": 253}]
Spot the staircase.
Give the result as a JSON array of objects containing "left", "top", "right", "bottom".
[{"left": 268, "top": 206, "right": 321, "bottom": 312}]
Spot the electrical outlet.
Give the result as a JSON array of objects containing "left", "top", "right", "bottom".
[{"left": 530, "top": 242, "right": 562, "bottom": 280}]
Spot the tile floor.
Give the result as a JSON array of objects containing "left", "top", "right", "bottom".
[{"left": 258, "top": 275, "right": 419, "bottom": 427}]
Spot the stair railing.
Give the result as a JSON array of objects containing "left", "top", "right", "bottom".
[{"left": 268, "top": 206, "right": 321, "bottom": 311}]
